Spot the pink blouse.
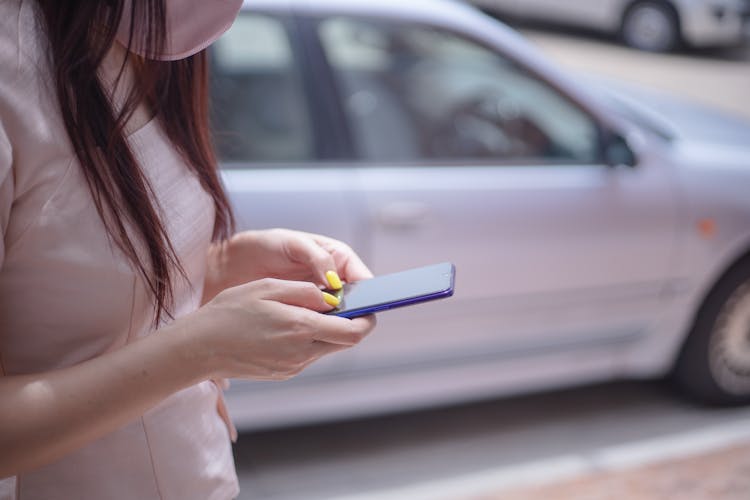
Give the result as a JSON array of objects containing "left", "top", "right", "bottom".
[{"left": 0, "top": 1, "right": 239, "bottom": 498}]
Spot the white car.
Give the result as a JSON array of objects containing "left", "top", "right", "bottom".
[
  {"left": 212, "top": 0, "right": 750, "bottom": 430},
  {"left": 470, "top": 0, "right": 750, "bottom": 51}
]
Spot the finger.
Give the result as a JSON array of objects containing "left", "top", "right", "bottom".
[
  {"left": 309, "top": 340, "right": 351, "bottom": 359},
  {"left": 351, "top": 314, "right": 377, "bottom": 338},
  {"left": 282, "top": 235, "right": 338, "bottom": 288},
  {"left": 309, "top": 234, "right": 373, "bottom": 282},
  {"left": 254, "top": 278, "right": 335, "bottom": 312},
  {"left": 309, "top": 314, "right": 376, "bottom": 346}
]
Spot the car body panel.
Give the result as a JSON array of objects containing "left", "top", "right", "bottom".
[
  {"left": 352, "top": 161, "right": 677, "bottom": 372},
  {"left": 678, "top": 0, "right": 750, "bottom": 46},
  {"left": 472, "top": 0, "right": 626, "bottom": 31},
  {"left": 471, "top": 0, "right": 750, "bottom": 47}
]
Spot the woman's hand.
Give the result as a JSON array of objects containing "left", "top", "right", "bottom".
[
  {"left": 197, "top": 228, "right": 376, "bottom": 379},
  {"left": 203, "top": 229, "right": 373, "bottom": 303},
  {"left": 192, "top": 277, "right": 376, "bottom": 380}
]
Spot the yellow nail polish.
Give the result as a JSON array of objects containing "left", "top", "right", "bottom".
[
  {"left": 322, "top": 291, "right": 340, "bottom": 307},
  {"left": 326, "top": 270, "right": 343, "bottom": 290}
]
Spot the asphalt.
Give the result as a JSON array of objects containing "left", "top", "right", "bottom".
[{"left": 521, "top": 28, "right": 750, "bottom": 121}]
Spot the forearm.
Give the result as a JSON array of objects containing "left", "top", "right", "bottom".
[{"left": 0, "top": 315, "right": 212, "bottom": 478}]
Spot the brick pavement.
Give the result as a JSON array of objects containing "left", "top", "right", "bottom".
[{"left": 476, "top": 443, "right": 750, "bottom": 500}]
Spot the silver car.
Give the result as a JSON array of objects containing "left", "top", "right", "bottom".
[
  {"left": 471, "top": 0, "right": 750, "bottom": 51},
  {"left": 212, "top": 0, "right": 750, "bottom": 430}
]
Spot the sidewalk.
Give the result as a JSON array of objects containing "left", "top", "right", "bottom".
[
  {"left": 328, "top": 419, "right": 750, "bottom": 500},
  {"left": 480, "top": 443, "right": 750, "bottom": 500}
]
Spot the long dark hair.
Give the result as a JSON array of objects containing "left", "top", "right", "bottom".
[{"left": 36, "top": 0, "right": 235, "bottom": 324}]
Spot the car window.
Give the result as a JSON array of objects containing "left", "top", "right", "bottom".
[
  {"left": 210, "top": 14, "right": 314, "bottom": 163},
  {"left": 318, "top": 17, "right": 600, "bottom": 164}
]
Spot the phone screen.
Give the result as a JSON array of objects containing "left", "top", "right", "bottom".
[{"left": 329, "top": 262, "right": 455, "bottom": 318}]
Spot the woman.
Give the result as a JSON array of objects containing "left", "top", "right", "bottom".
[{"left": 0, "top": 0, "right": 376, "bottom": 498}]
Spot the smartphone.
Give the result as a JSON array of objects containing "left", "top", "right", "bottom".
[{"left": 327, "top": 262, "right": 455, "bottom": 318}]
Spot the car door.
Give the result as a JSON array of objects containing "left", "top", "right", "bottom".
[
  {"left": 517, "top": 0, "right": 625, "bottom": 29},
  {"left": 210, "top": 10, "right": 364, "bottom": 377},
  {"left": 309, "top": 15, "right": 678, "bottom": 372},
  {"left": 470, "top": 0, "right": 529, "bottom": 17}
]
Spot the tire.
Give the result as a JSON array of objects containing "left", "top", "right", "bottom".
[
  {"left": 621, "top": 1, "right": 680, "bottom": 52},
  {"left": 673, "top": 259, "right": 750, "bottom": 405}
]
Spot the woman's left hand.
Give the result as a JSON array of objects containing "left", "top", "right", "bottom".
[{"left": 202, "top": 228, "right": 373, "bottom": 303}]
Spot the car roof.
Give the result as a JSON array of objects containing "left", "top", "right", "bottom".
[{"left": 244, "top": 0, "right": 477, "bottom": 22}]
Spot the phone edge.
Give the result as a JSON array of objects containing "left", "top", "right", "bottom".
[{"left": 333, "top": 264, "right": 455, "bottom": 319}]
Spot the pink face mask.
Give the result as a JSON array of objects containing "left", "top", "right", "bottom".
[{"left": 116, "top": 0, "right": 243, "bottom": 61}]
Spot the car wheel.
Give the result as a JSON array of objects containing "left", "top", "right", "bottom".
[
  {"left": 674, "top": 259, "right": 750, "bottom": 405},
  {"left": 621, "top": 1, "right": 680, "bottom": 52}
]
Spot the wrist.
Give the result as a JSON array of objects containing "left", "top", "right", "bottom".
[
  {"left": 202, "top": 239, "right": 232, "bottom": 304},
  {"left": 164, "top": 309, "right": 219, "bottom": 383}
]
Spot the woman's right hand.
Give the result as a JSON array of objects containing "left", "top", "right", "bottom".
[{"left": 189, "top": 278, "right": 376, "bottom": 381}]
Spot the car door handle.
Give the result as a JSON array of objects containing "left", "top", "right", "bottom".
[{"left": 375, "top": 201, "right": 430, "bottom": 230}]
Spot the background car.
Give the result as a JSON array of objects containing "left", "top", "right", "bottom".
[
  {"left": 211, "top": 0, "right": 750, "bottom": 430},
  {"left": 469, "top": 0, "right": 750, "bottom": 52}
]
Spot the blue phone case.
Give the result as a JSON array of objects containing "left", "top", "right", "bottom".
[{"left": 329, "top": 262, "right": 455, "bottom": 318}]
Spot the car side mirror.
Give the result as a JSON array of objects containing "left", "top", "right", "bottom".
[{"left": 604, "top": 132, "right": 637, "bottom": 168}]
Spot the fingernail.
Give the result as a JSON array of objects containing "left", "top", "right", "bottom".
[
  {"left": 322, "top": 291, "right": 340, "bottom": 307},
  {"left": 326, "top": 270, "right": 343, "bottom": 290}
]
